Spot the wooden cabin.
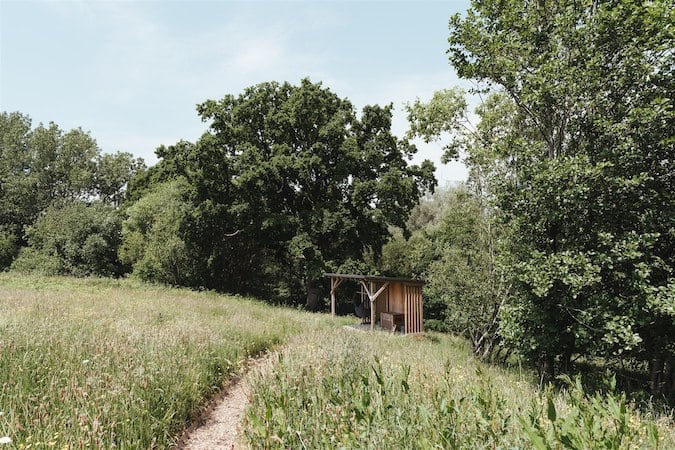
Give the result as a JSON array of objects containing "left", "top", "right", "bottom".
[{"left": 324, "top": 273, "right": 424, "bottom": 335}]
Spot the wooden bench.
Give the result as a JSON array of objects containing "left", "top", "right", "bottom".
[{"left": 381, "top": 312, "right": 404, "bottom": 332}]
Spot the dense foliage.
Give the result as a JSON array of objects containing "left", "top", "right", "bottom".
[
  {"left": 381, "top": 186, "right": 507, "bottom": 360},
  {"left": 1, "top": 80, "right": 434, "bottom": 301},
  {"left": 119, "top": 179, "right": 196, "bottom": 285},
  {"left": 442, "top": 0, "right": 674, "bottom": 389},
  {"left": 11, "top": 203, "right": 124, "bottom": 277},
  {"left": 0, "top": 112, "right": 144, "bottom": 273},
  {"left": 132, "top": 79, "right": 436, "bottom": 303}
]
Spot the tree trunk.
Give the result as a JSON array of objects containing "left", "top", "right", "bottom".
[
  {"left": 306, "top": 286, "right": 320, "bottom": 311},
  {"left": 560, "top": 347, "right": 573, "bottom": 373},
  {"left": 500, "top": 348, "right": 513, "bottom": 365},
  {"left": 650, "top": 357, "right": 664, "bottom": 394},
  {"left": 540, "top": 354, "right": 555, "bottom": 383},
  {"left": 662, "top": 356, "right": 673, "bottom": 399}
]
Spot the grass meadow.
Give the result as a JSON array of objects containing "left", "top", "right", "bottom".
[
  {"left": 244, "top": 332, "right": 675, "bottom": 449},
  {"left": 0, "top": 274, "right": 342, "bottom": 448},
  {"left": 0, "top": 274, "right": 673, "bottom": 449}
]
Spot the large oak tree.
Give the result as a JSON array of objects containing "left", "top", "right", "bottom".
[{"left": 148, "top": 79, "right": 436, "bottom": 303}]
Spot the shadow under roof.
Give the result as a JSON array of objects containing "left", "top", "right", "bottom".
[{"left": 323, "top": 273, "right": 424, "bottom": 285}]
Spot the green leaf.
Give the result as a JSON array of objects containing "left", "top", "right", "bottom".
[
  {"left": 547, "top": 397, "right": 557, "bottom": 423},
  {"left": 518, "top": 416, "right": 550, "bottom": 450}
]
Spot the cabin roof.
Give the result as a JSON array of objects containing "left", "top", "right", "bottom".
[{"left": 323, "top": 272, "right": 424, "bottom": 286}]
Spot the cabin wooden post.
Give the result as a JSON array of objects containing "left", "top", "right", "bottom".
[
  {"left": 404, "top": 285, "right": 409, "bottom": 334},
  {"left": 330, "top": 278, "right": 336, "bottom": 316},
  {"left": 369, "top": 281, "right": 375, "bottom": 330},
  {"left": 329, "top": 276, "right": 343, "bottom": 317},
  {"left": 358, "top": 280, "right": 390, "bottom": 331}
]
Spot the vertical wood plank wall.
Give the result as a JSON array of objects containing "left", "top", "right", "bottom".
[
  {"left": 388, "top": 282, "right": 403, "bottom": 314},
  {"left": 404, "top": 284, "right": 423, "bottom": 334}
]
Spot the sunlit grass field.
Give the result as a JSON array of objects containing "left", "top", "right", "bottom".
[
  {"left": 245, "top": 331, "right": 675, "bottom": 449},
  {"left": 0, "top": 274, "right": 340, "bottom": 448},
  {"left": 1, "top": 274, "right": 673, "bottom": 449}
]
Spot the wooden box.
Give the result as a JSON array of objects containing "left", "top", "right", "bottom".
[{"left": 381, "top": 312, "right": 404, "bottom": 332}]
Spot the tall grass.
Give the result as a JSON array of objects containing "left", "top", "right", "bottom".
[
  {"left": 1, "top": 274, "right": 673, "bottom": 449},
  {"left": 244, "top": 330, "right": 675, "bottom": 449},
  {"left": 0, "top": 274, "right": 339, "bottom": 448}
]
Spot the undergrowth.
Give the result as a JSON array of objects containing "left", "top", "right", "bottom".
[{"left": 245, "top": 331, "right": 675, "bottom": 449}]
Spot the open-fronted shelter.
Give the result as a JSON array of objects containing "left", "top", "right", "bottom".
[{"left": 324, "top": 273, "right": 424, "bottom": 335}]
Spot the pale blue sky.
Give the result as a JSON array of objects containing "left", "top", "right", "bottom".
[{"left": 1, "top": 0, "right": 473, "bottom": 184}]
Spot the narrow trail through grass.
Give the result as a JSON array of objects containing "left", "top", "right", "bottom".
[
  {"left": 179, "top": 351, "right": 277, "bottom": 450},
  {"left": 0, "top": 274, "right": 344, "bottom": 449}
]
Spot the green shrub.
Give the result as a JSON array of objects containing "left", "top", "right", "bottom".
[
  {"left": 119, "top": 179, "right": 196, "bottom": 286},
  {"left": 519, "top": 376, "right": 663, "bottom": 449},
  {"left": 10, "top": 202, "right": 124, "bottom": 277},
  {"left": 245, "top": 332, "right": 525, "bottom": 448},
  {"left": 10, "top": 247, "right": 63, "bottom": 275},
  {"left": 0, "top": 226, "right": 20, "bottom": 270}
]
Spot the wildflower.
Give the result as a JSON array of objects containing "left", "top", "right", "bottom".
[{"left": 0, "top": 436, "right": 11, "bottom": 444}]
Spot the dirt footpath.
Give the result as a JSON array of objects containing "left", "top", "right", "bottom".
[{"left": 178, "top": 352, "right": 275, "bottom": 450}]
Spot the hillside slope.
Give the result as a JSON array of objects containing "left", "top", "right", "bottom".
[{"left": 0, "top": 274, "right": 672, "bottom": 449}]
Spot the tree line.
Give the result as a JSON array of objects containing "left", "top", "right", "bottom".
[
  {"left": 0, "top": 113, "right": 144, "bottom": 273},
  {"left": 1, "top": 79, "right": 436, "bottom": 300},
  {"left": 1, "top": 0, "right": 672, "bottom": 398}
]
